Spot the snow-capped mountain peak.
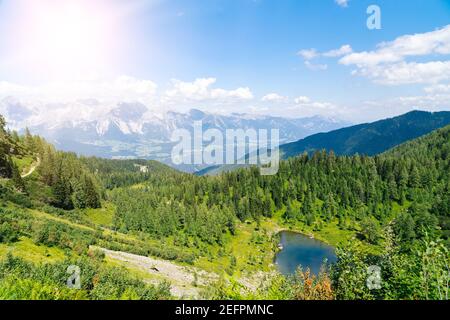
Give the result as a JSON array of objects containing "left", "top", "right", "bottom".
[{"left": 0, "top": 98, "right": 350, "bottom": 172}]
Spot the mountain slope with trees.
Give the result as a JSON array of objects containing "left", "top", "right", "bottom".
[
  {"left": 280, "top": 110, "right": 450, "bottom": 159},
  {"left": 1, "top": 113, "right": 449, "bottom": 300},
  {"left": 0, "top": 115, "right": 177, "bottom": 299}
]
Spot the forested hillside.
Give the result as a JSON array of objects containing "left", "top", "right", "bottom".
[
  {"left": 1, "top": 113, "right": 449, "bottom": 300},
  {"left": 92, "top": 124, "right": 450, "bottom": 247},
  {"left": 80, "top": 157, "right": 177, "bottom": 189},
  {"left": 0, "top": 116, "right": 23, "bottom": 181},
  {"left": 1, "top": 118, "right": 102, "bottom": 211},
  {"left": 197, "top": 110, "right": 450, "bottom": 176},
  {"left": 280, "top": 110, "right": 450, "bottom": 159},
  {"left": 0, "top": 115, "right": 173, "bottom": 299},
  {"left": 85, "top": 124, "right": 450, "bottom": 299}
]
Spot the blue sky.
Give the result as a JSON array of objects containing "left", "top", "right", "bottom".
[{"left": 1, "top": 0, "right": 450, "bottom": 122}]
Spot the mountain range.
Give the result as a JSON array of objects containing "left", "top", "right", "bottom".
[
  {"left": 197, "top": 110, "right": 450, "bottom": 175},
  {"left": 0, "top": 97, "right": 349, "bottom": 172},
  {"left": 280, "top": 110, "right": 450, "bottom": 158}
]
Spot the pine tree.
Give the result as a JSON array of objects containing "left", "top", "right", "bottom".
[
  {"left": 283, "top": 201, "right": 296, "bottom": 221},
  {"left": 83, "top": 175, "right": 101, "bottom": 208},
  {"left": 71, "top": 178, "right": 86, "bottom": 209},
  {"left": 323, "top": 193, "right": 337, "bottom": 222},
  {"left": 52, "top": 176, "right": 73, "bottom": 209},
  {"left": 11, "top": 160, "right": 25, "bottom": 192}
]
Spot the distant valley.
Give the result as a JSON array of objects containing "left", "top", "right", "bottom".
[
  {"left": 0, "top": 97, "right": 349, "bottom": 172},
  {"left": 198, "top": 110, "right": 450, "bottom": 176}
]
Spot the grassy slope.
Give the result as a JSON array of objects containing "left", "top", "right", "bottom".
[
  {"left": 0, "top": 195, "right": 405, "bottom": 297},
  {"left": 0, "top": 161, "right": 68, "bottom": 264},
  {"left": 3, "top": 152, "right": 410, "bottom": 295},
  {"left": 194, "top": 219, "right": 278, "bottom": 276},
  {"left": 1, "top": 185, "right": 383, "bottom": 284},
  {"left": 84, "top": 203, "right": 115, "bottom": 227},
  {"left": 0, "top": 237, "right": 66, "bottom": 264}
]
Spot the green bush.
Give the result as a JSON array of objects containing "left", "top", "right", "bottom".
[
  {"left": 0, "top": 222, "right": 20, "bottom": 243},
  {"left": 0, "top": 254, "right": 172, "bottom": 300}
]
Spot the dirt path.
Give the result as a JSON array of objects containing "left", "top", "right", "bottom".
[
  {"left": 21, "top": 157, "right": 40, "bottom": 178},
  {"left": 95, "top": 247, "right": 219, "bottom": 299}
]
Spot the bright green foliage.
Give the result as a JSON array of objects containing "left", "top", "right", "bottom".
[
  {"left": 359, "top": 217, "right": 381, "bottom": 244},
  {"left": 84, "top": 125, "right": 450, "bottom": 251},
  {"left": 1, "top": 113, "right": 450, "bottom": 300},
  {"left": 331, "top": 230, "right": 449, "bottom": 300},
  {"left": 0, "top": 118, "right": 102, "bottom": 210},
  {"left": 0, "top": 222, "right": 20, "bottom": 243},
  {"left": 210, "top": 267, "right": 334, "bottom": 300},
  {"left": 0, "top": 253, "right": 172, "bottom": 300}
]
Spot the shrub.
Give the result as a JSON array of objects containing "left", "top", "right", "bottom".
[
  {"left": 0, "top": 254, "right": 173, "bottom": 300},
  {"left": 0, "top": 222, "right": 20, "bottom": 243}
]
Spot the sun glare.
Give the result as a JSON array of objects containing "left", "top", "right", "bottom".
[{"left": 15, "top": 0, "right": 120, "bottom": 81}]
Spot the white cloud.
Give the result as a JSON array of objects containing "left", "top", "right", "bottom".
[
  {"left": 211, "top": 87, "right": 254, "bottom": 100},
  {"left": 335, "top": 0, "right": 350, "bottom": 8},
  {"left": 353, "top": 61, "right": 450, "bottom": 85},
  {"left": 323, "top": 45, "right": 353, "bottom": 57},
  {"left": 0, "top": 77, "right": 258, "bottom": 118},
  {"left": 0, "top": 82, "right": 29, "bottom": 97},
  {"left": 304, "top": 61, "right": 328, "bottom": 71},
  {"left": 261, "top": 93, "right": 287, "bottom": 102},
  {"left": 230, "top": 94, "right": 345, "bottom": 119},
  {"left": 356, "top": 92, "right": 450, "bottom": 122},
  {"left": 293, "top": 101, "right": 335, "bottom": 111},
  {"left": 338, "top": 25, "right": 450, "bottom": 85},
  {"left": 394, "top": 94, "right": 450, "bottom": 109},
  {"left": 297, "top": 45, "right": 351, "bottom": 71},
  {"left": 297, "top": 49, "right": 318, "bottom": 60},
  {"left": 340, "top": 25, "right": 450, "bottom": 67},
  {"left": 0, "top": 76, "right": 158, "bottom": 103},
  {"left": 424, "top": 83, "right": 450, "bottom": 94},
  {"left": 294, "top": 96, "right": 311, "bottom": 104},
  {"left": 110, "top": 76, "right": 158, "bottom": 100},
  {"left": 288, "top": 96, "right": 342, "bottom": 118},
  {"left": 248, "top": 105, "right": 269, "bottom": 114},
  {"left": 245, "top": 95, "right": 346, "bottom": 119},
  {"left": 340, "top": 51, "right": 402, "bottom": 67},
  {"left": 164, "top": 78, "right": 254, "bottom": 102}
]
